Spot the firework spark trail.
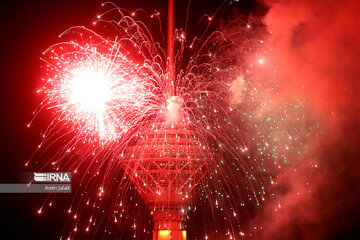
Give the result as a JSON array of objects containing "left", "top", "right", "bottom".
[{"left": 27, "top": 2, "right": 322, "bottom": 239}]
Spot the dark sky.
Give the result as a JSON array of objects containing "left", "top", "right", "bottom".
[{"left": 0, "top": 0, "right": 359, "bottom": 240}]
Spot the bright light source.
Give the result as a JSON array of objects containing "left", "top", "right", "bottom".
[
  {"left": 68, "top": 68, "right": 110, "bottom": 112},
  {"left": 182, "top": 230, "right": 187, "bottom": 240},
  {"left": 158, "top": 230, "right": 171, "bottom": 239}
]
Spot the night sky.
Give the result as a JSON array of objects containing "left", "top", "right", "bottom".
[{"left": 0, "top": 0, "right": 359, "bottom": 239}]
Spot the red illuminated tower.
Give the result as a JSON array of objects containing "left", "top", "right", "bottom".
[
  {"left": 122, "top": 1, "right": 211, "bottom": 239},
  {"left": 123, "top": 120, "right": 210, "bottom": 240}
]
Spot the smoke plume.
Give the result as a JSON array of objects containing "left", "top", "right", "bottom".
[{"left": 247, "top": 0, "right": 360, "bottom": 239}]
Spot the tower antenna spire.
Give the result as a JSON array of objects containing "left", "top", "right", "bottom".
[{"left": 167, "top": 0, "right": 175, "bottom": 96}]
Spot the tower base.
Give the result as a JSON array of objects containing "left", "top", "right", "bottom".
[{"left": 151, "top": 204, "right": 186, "bottom": 240}]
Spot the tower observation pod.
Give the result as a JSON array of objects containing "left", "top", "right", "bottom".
[{"left": 123, "top": 120, "right": 211, "bottom": 240}]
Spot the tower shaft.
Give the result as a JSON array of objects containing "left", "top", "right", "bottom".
[{"left": 167, "top": 0, "right": 175, "bottom": 96}]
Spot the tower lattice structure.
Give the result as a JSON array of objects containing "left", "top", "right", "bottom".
[{"left": 123, "top": 120, "right": 211, "bottom": 240}]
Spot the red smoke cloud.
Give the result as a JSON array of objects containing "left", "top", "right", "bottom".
[
  {"left": 246, "top": 0, "right": 360, "bottom": 239},
  {"left": 263, "top": 0, "right": 360, "bottom": 124}
]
